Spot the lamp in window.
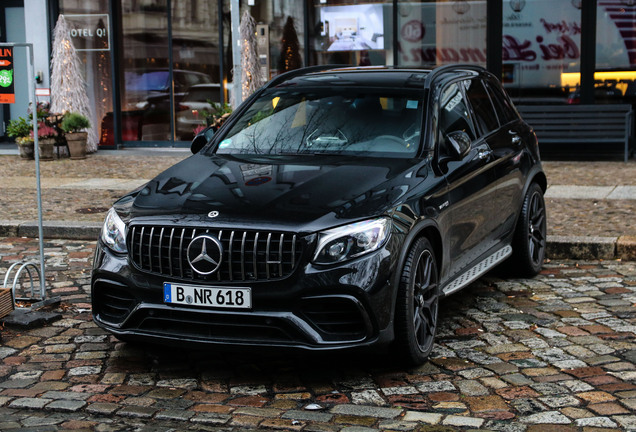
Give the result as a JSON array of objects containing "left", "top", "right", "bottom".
[
  {"left": 571, "top": 0, "right": 582, "bottom": 9},
  {"left": 510, "top": 0, "right": 526, "bottom": 13},
  {"left": 452, "top": 0, "right": 470, "bottom": 15}
]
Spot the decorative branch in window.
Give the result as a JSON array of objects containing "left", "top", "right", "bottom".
[
  {"left": 50, "top": 15, "right": 98, "bottom": 153},
  {"left": 239, "top": 10, "right": 265, "bottom": 103}
]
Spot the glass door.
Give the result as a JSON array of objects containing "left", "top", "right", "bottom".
[
  {"left": 117, "top": 0, "right": 223, "bottom": 145},
  {"left": 171, "top": 0, "right": 223, "bottom": 142}
]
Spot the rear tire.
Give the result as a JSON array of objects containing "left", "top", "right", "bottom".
[
  {"left": 510, "top": 182, "right": 546, "bottom": 277},
  {"left": 394, "top": 237, "right": 439, "bottom": 366}
]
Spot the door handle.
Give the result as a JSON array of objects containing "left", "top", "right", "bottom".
[
  {"left": 478, "top": 150, "right": 491, "bottom": 160},
  {"left": 509, "top": 130, "right": 522, "bottom": 145}
]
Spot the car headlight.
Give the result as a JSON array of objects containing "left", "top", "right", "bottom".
[
  {"left": 313, "top": 218, "right": 390, "bottom": 265},
  {"left": 101, "top": 208, "right": 128, "bottom": 254}
]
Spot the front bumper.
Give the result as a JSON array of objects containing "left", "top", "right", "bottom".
[{"left": 91, "top": 240, "right": 397, "bottom": 350}]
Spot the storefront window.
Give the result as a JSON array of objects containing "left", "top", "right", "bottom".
[
  {"left": 58, "top": 2, "right": 113, "bottom": 147},
  {"left": 397, "top": 1, "right": 486, "bottom": 67},
  {"left": 308, "top": 0, "right": 392, "bottom": 67},
  {"left": 171, "top": 1, "right": 223, "bottom": 141},
  {"left": 117, "top": 1, "right": 170, "bottom": 143},
  {"left": 502, "top": 0, "right": 581, "bottom": 104},
  {"left": 247, "top": 0, "right": 304, "bottom": 79},
  {"left": 116, "top": 0, "right": 223, "bottom": 144},
  {"left": 596, "top": 2, "right": 636, "bottom": 104}
]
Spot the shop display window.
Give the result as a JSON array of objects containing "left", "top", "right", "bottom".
[
  {"left": 308, "top": 0, "right": 392, "bottom": 67},
  {"left": 594, "top": 2, "right": 636, "bottom": 105}
]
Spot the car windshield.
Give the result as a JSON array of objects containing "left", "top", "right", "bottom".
[{"left": 215, "top": 87, "right": 423, "bottom": 157}]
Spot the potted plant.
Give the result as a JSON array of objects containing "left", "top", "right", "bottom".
[
  {"left": 31, "top": 122, "right": 58, "bottom": 160},
  {"left": 60, "top": 112, "right": 90, "bottom": 160},
  {"left": 6, "top": 116, "right": 34, "bottom": 159}
]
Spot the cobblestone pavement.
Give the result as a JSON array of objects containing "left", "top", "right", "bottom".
[
  {"left": 0, "top": 155, "right": 635, "bottom": 237},
  {"left": 2, "top": 238, "right": 636, "bottom": 431}
]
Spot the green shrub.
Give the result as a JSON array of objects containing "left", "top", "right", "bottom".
[
  {"left": 6, "top": 117, "right": 32, "bottom": 138},
  {"left": 203, "top": 102, "right": 232, "bottom": 128},
  {"left": 60, "top": 112, "right": 90, "bottom": 133}
]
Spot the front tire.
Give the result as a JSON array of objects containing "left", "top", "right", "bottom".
[
  {"left": 394, "top": 237, "right": 440, "bottom": 366},
  {"left": 511, "top": 182, "right": 546, "bottom": 277}
]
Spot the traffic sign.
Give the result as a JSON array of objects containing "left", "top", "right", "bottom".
[{"left": 0, "top": 47, "right": 15, "bottom": 104}]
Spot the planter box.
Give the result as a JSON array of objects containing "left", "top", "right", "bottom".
[
  {"left": 66, "top": 132, "right": 87, "bottom": 160},
  {"left": 0, "top": 288, "right": 14, "bottom": 319},
  {"left": 38, "top": 138, "right": 56, "bottom": 160},
  {"left": 18, "top": 142, "right": 35, "bottom": 159}
]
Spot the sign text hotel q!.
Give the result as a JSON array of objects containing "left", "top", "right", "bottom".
[{"left": 64, "top": 14, "right": 110, "bottom": 52}]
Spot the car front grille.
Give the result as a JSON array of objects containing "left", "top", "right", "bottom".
[{"left": 128, "top": 225, "right": 302, "bottom": 282}]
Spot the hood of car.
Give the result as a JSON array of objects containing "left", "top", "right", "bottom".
[{"left": 119, "top": 153, "right": 427, "bottom": 232}]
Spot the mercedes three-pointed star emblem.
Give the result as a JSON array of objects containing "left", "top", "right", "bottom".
[{"left": 187, "top": 234, "right": 223, "bottom": 275}]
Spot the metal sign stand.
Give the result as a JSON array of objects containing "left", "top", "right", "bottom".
[{"left": 1, "top": 43, "right": 54, "bottom": 310}]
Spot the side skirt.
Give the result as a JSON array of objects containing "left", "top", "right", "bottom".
[{"left": 442, "top": 245, "right": 512, "bottom": 297}]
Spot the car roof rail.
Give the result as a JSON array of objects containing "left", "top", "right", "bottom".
[
  {"left": 423, "top": 63, "right": 486, "bottom": 88},
  {"left": 264, "top": 65, "right": 349, "bottom": 89}
]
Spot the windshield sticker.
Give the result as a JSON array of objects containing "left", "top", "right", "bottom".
[
  {"left": 219, "top": 139, "right": 232, "bottom": 149},
  {"left": 246, "top": 176, "right": 272, "bottom": 186},
  {"left": 406, "top": 100, "right": 418, "bottom": 109}
]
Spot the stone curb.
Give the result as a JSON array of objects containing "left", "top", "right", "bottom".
[
  {"left": 0, "top": 221, "right": 634, "bottom": 260},
  {"left": 0, "top": 220, "right": 101, "bottom": 240},
  {"left": 547, "top": 235, "right": 636, "bottom": 261}
]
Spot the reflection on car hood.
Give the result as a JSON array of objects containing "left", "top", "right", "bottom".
[{"left": 121, "top": 154, "right": 427, "bottom": 231}]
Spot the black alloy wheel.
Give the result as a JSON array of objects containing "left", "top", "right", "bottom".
[
  {"left": 511, "top": 182, "right": 546, "bottom": 277},
  {"left": 395, "top": 237, "right": 439, "bottom": 365}
]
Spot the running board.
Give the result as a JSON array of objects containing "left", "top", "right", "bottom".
[{"left": 443, "top": 245, "right": 512, "bottom": 296}]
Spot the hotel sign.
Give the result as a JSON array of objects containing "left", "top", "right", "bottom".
[
  {"left": 0, "top": 47, "right": 15, "bottom": 104},
  {"left": 64, "top": 14, "right": 110, "bottom": 51}
]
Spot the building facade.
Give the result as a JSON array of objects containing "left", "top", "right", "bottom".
[{"left": 1, "top": 0, "right": 635, "bottom": 148}]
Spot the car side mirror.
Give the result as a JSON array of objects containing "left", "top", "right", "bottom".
[
  {"left": 190, "top": 126, "right": 216, "bottom": 154},
  {"left": 445, "top": 130, "right": 471, "bottom": 160}
]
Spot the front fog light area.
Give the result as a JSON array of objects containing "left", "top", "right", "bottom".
[
  {"left": 101, "top": 208, "right": 128, "bottom": 254},
  {"left": 314, "top": 218, "right": 390, "bottom": 265}
]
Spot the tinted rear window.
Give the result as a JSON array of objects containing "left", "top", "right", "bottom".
[{"left": 465, "top": 79, "right": 499, "bottom": 135}]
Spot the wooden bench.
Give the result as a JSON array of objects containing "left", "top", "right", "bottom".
[{"left": 516, "top": 104, "right": 634, "bottom": 162}]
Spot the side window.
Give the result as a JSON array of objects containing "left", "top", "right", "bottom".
[
  {"left": 485, "top": 80, "right": 519, "bottom": 125},
  {"left": 465, "top": 79, "right": 499, "bottom": 135},
  {"left": 438, "top": 83, "right": 475, "bottom": 141}
]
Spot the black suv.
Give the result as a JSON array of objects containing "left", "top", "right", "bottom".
[{"left": 92, "top": 65, "right": 547, "bottom": 365}]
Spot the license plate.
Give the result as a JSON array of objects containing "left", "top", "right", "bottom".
[{"left": 163, "top": 283, "right": 251, "bottom": 309}]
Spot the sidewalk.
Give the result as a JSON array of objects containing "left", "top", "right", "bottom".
[{"left": 0, "top": 149, "right": 634, "bottom": 260}]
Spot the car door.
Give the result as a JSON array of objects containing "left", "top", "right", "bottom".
[
  {"left": 464, "top": 77, "right": 521, "bottom": 245},
  {"left": 436, "top": 81, "right": 498, "bottom": 280},
  {"left": 483, "top": 78, "right": 527, "bottom": 241}
]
